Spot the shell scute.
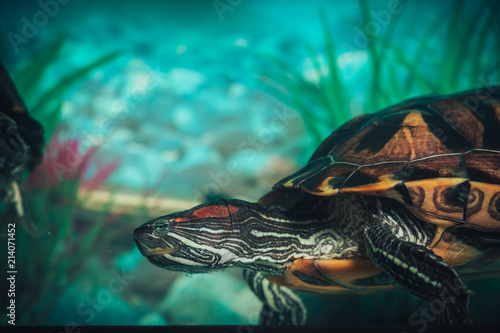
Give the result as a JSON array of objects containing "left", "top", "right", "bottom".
[
  {"left": 405, "top": 178, "right": 469, "bottom": 222},
  {"left": 465, "top": 150, "right": 500, "bottom": 184},
  {"left": 429, "top": 93, "right": 500, "bottom": 150},
  {"left": 342, "top": 162, "right": 407, "bottom": 188},
  {"left": 278, "top": 156, "right": 356, "bottom": 196},
  {"left": 406, "top": 154, "right": 467, "bottom": 181},
  {"left": 465, "top": 182, "right": 500, "bottom": 229}
]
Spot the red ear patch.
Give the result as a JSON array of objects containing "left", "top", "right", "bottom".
[
  {"left": 227, "top": 205, "right": 239, "bottom": 215},
  {"left": 175, "top": 204, "right": 239, "bottom": 223}
]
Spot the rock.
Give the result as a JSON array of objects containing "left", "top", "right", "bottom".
[
  {"left": 160, "top": 270, "right": 261, "bottom": 325},
  {"left": 201, "top": 124, "right": 253, "bottom": 157},
  {"left": 228, "top": 150, "right": 271, "bottom": 176},
  {"left": 177, "top": 143, "right": 222, "bottom": 172},
  {"left": 166, "top": 68, "right": 206, "bottom": 96},
  {"left": 171, "top": 105, "right": 208, "bottom": 136},
  {"left": 46, "top": 282, "right": 141, "bottom": 325},
  {"left": 137, "top": 122, "right": 169, "bottom": 146},
  {"left": 115, "top": 247, "right": 143, "bottom": 272},
  {"left": 127, "top": 259, "right": 180, "bottom": 306},
  {"left": 106, "top": 128, "right": 135, "bottom": 146},
  {"left": 138, "top": 312, "right": 169, "bottom": 325}
]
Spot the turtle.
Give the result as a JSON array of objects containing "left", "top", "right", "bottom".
[
  {"left": 134, "top": 86, "right": 500, "bottom": 325},
  {"left": 0, "top": 61, "right": 44, "bottom": 235}
]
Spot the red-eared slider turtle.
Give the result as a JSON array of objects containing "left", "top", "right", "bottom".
[
  {"left": 134, "top": 86, "right": 500, "bottom": 325},
  {"left": 0, "top": 61, "right": 44, "bottom": 235}
]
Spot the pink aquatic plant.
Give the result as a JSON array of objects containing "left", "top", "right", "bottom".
[{"left": 26, "top": 133, "right": 119, "bottom": 190}]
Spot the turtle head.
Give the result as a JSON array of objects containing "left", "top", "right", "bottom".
[
  {"left": 135, "top": 195, "right": 338, "bottom": 274},
  {"left": 134, "top": 199, "right": 243, "bottom": 273}
]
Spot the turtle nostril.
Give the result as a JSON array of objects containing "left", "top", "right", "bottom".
[{"left": 134, "top": 223, "right": 153, "bottom": 237}]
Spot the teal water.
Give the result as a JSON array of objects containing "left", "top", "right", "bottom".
[{"left": 0, "top": 0, "right": 499, "bottom": 326}]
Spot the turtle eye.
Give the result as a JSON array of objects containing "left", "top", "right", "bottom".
[{"left": 154, "top": 222, "right": 169, "bottom": 233}]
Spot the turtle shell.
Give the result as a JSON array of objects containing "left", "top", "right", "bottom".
[{"left": 274, "top": 86, "right": 500, "bottom": 233}]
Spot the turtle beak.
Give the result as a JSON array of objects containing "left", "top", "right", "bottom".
[{"left": 133, "top": 223, "right": 179, "bottom": 257}]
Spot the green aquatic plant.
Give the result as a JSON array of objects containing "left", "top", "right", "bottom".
[
  {"left": 0, "top": 35, "right": 124, "bottom": 324},
  {"left": 261, "top": 0, "right": 500, "bottom": 149},
  {"left": 371, "top": 0, "right": 500, "bottom": 101},
  {"left": 358, "top": 0, "right": 499, "bottom": 108},
  {"left": 0, "top": 34, "right": 121, "bottom": 218},
  {"left": 260, "top": 9, "right": 352, "bottom": 149},
  {"left": 411, "top": 0, "right": 499, "bottom": 93},
  {"left": 12, "top": 34, "right": 123, "bottom": 141},
  {"left": 15, "top": 133, "right": 120, "bottom": 324}
]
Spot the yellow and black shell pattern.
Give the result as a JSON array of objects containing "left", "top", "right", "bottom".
[{"left": 275, "top": 86, "right": 500, "bottom": 233}]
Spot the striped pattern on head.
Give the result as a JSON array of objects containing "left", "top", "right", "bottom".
[{"left": 134, "top": 198, "right": 352, "bottom": 274}]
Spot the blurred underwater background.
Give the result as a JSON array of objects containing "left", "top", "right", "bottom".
[{"left": 0, "top": 0, "right": 499, "bottom": 326}]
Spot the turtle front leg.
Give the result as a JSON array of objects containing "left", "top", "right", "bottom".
[
  {"left": 243, "top": 270, "right": 306, "bottom": 325},
  {"left": 364, "top": 222, "right": 472, "bottom": 324}
]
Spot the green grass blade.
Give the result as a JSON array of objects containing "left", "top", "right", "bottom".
[
  {"left": 379, "top": 2, "right": 403, "bottom": 47},
  {"left": 265, "top": 56, "right": 326, "bottom": 105},
  {"left": 386, "top": 62, "right": 404, "bottom": 104},
  {"left": 42, "top": 103, "right": 62, "bottom": 140},
  {"left": 318, "top": 7, "right": 350, "bottom": 126},
  {"left": 403, "top": 8, "right": 449, "bottom": 91},
  {"left": 32, "top": 50, "right": 124, "bottom": 118},
  {"left": 465, "top": 0, "right": 489, "bottom": 86},
  {"left": 262, "top": 55, "right": 336, "bottom": 122},
  {"left": 470, "top": 0, "right": 500, "bottom": 86},
  {"left": 440, "top": 0, "right": 464, "bottom": 92},
  {"left": 377, "top": 36, "right": 437, "bottom": 93},
  {"left": 358, "top": 0, "right": 383, "bottom": 111},
  {"left": 304, "top": 45, "right": 341, "bottom": 127},
  {"left": 258, "top": 76, "right": 324, "bottom": 146},
  {"left": 13, "top": 34, "right": 66, "bottom": 103}
]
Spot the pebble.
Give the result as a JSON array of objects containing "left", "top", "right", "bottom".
[{"left": 160, "top": 270, "right": 261, "bottom": 325}]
